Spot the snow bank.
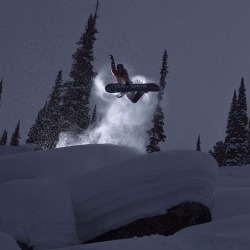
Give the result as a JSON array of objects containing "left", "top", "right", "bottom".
[
  {"left": 217, "top": 166, "right": 250, "bottom": 188},
  {"left": 0, "top": 231, "right": 21, "bottom": 250},
  {"left": 71, "top": 150, "right": 218, "bottom": 242},
  {"left": 213, "top": 188, "right": 250, "bottom": 220},
  {"left": 0, "top": 178, "right": 78, "bottom": 250},
  {"left": 0, "top": 145, "right": 218, "bottom": 249},
  {"left": 0, "top": 145, "right": 34, "bottom": 157},
  {"left": 50, "top": 214, "right": 250, "bottom": 250},
  {"left": 0, "top": 144, "right": 141, "bottom": 184},
  {"left": 0, "top": 144, "right": 141, "bottom": 249},
  {"left": 49, "top": 236, "right": 174, "bottom": 250},
  {"left": 213, "top": 166, "right": 250, "bottom": 220},
  {"left": 174, "top": 213, "right": 250, "bottom": 250}
]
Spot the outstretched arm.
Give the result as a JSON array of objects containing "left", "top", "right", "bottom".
[
  {"left": 110, "top": 55, "right": 117, "bottom": 76},
  {"left": 110, "top": 54, "right": 114, "bottom": 64}
]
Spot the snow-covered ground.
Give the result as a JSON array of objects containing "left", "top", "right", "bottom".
[{"left": 0, "top": 144, "right": 250, "bottom": 250}]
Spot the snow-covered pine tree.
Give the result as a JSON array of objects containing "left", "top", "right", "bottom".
[
  {"left": 26, "top": 102, "right": 48, "bottom": 147},
  {"left": 224, "top": 78, "right": 248, "bottom": 166},
  {"left": 247, "top": 117, "right": 250, "bottom": 164},
  {"left": 224, "top": 90, "right": 240, "bottom": 166},
  {"left": 146, "top": 104, "right": 166, "bottom": 153},
  {"left": 26, "top": 70, "right": 64, "bottom": 150},
  {"left": 158, "top": 50, "right": 168, "bottom": 101},
  {"left": 10, "top": 120, "right": 20, "bottom": 146},
  {"left": 42, "top": 69, "right": 65, "bottom": 149},
  {"left": 196, "top": 134, "right": 201, "bottom": 151},
  {"left": 48, "top": 70, "right": 63, "bottom": 112},
  {"left": 61, "top": 1, "right": 99, "bottom": 134},
  {"left": 0, "top": 129, "right": 7, "bottom": 145},
  {"left": 236, "top": 77, "right": 248, "bottom": 165},
  {"left": 209, "top": 141, "right": 226, "bottom": 167},
  {"left": 146, "top": 50, "right": 168, "bottom": 153}
]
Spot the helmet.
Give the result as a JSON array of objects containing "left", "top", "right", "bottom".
[{"left": 117, "top": 64, "right": 124, "bottom": 70}]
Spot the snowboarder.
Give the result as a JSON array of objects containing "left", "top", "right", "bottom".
[
  {"left": 110, "top": 55, "right": 130, "bottom": 86},
  {"left": 109, "top": 55, "right": 145, "bottom": 103}
]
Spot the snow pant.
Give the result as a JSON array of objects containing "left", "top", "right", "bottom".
[{"left": 126, "top": 91, "right": 144, "bottom": 103}]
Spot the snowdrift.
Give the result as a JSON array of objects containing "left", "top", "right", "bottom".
[
  {"left": 0, "top": 145, "right": 218, "bottom": 249},
  {"left": 71, "top": 149, "right": 218, "bottom": 242},
  {"left": 64, "top": 214, "right": 250, "bottom": 250},
  {"left": 0, "top": 144, "right": 141, "bottom": 184},
  {"left": 212, "top": 166, "right": 250, "bottom": 220},
  {"left": 0, "top": 144, "right": 34, "bottom": 157},
  {"left": 0, "top": 144, "right": 141, "bottom": 250},
  {"left": 0, "top": 178, "right": 78, "bottom": 250},
  {"left": 0, "top": 231, "right": 21, "bottom": 250}
]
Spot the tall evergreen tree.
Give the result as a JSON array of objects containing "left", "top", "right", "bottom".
[
  {"left": 49, "top": 70, "right": 64, "bottom": 111},
  {"left": 0, "top": 129, "right": 7, "bottom": 145},
  {"left": 224, "top": 78, "right": 248, "bottom": 166},
  {"left": 10, "top": 120, "right": 20, "bottom": 146},
  {"left": 236, "top": 77, "right": 248, "bottom": 165},
  {"left": 223, "top": 90, "right": 239, "bottom": 165},
  {"left": 0, "top": 79, "right": 3, "bottom": 107},
  {"left": 196, "top": 134, "right": 201, "bottom": 151},
  {"left": 247, "top": 117, "right": 250, "bottom": 164},
  {"left": 42, "top": 70, "right": 65, "bottom": 149},
  {"left": 26, "top": 102, "right": 48, "bottom": 146},
  {"left": 146, "top": 50, "right": 168, "bottom": 153},
  {"left": 146, "top": 104, "right": 166, "bottom": 153},
  {"left": 26, "top": 70, "right": 64, "bottom": 149},
  {"left": 209, "top": 141, "right": 226, "bottom": 167},
  {"left": 62, "top": 1, "right": 99, "bottom": 134},
  {"left": 158, "top": 50, "right": 168, "bottom": 101}
]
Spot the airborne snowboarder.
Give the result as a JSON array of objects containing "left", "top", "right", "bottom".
[{"left": 108, "top": 55, "right": 146, "bottom": 103}]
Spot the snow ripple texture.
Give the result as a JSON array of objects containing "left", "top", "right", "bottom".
[
  {"left": 0, "top": 145, "right": 218, "bottom": 249},
  {"left": 71, "top": 149, "right": 218, "bottom": 242}
]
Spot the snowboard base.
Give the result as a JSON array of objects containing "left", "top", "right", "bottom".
[{"left": 105, "top": 83, "right": 159, "bottom": 93}]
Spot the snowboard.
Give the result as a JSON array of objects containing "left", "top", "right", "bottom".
[{"left": 105, "top": 83, "right": 159, "bottom": 93}]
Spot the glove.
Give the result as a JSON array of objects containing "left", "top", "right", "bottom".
[{"left": 109, "top": 54, "right": 114, "bottom": 63}]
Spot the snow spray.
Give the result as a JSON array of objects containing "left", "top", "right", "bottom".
[{"left": 57, "top": 66, "right": 157, "bottom": 152}]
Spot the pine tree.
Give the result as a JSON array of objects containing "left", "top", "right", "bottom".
[
  {"left": 158, "top": 50, "right": 168, "bottom": 101},
  {"left": 61, "top": 1, "right": 99, "bottom": 134},
  {"left": 247, "top": 117, "right": 250, "bottom": 164},
  {"left": 49, "top": 70, "right": 63, "bottom": 111},
  {"left": 26, "top": 102, "right": 48, "bottom": 146},
  {"left": 0, "top": 130, "right": 7, "bottom": 145},
  {"left": 42, "top": 70, "right": 64, "bottom": 149},
  {"left": 146, "top": 50, "right": 168, "bottom": 153},
  {"left": 223, "top": 90, "right": 239, "bottom": 166},
  {"left": 26, "top": 70, "right": 64, "bottom": 149},
  {"left": 236, "top": 77, "right": 248, "bottom": 165},
  {"left": 196, "top": 134, "right": 201, "bottom": 151},
  {"left": 10, "top": 120, "right": 20, "bottom": 146},
  {"left": 209, "top": 141, "right": 226, "bottom": 167},
  {"left": 146, "top": 104, "right": 166, "bottom": 153},
  {"left": 0, "top": 79, "right": 3, "bottom": 107},
  {"left": 224, "top": 78, "right": 248, "bottom": 166}
]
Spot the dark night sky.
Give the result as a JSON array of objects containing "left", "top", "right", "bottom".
[{"left": 0, "top": 0, "right": 250, "bottom": 151}]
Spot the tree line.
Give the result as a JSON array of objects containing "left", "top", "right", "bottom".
[
  {"left": 209, "top": 77, "right": 250, "bottom": 166},
  {"left": 2, "top": 0, "right": 249, "bottom": 167},
  {"left": 1, "top": 1, "right": 249, "bottom": 167},
  {"left": 0, "top": 0, "right": 168, "bottom": 152},
  {"left": 0, "top": 78, "right": 21, "bottom": 146},
  {"left": 196, "top": 77, "right": 250, "bottom": 166}
]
